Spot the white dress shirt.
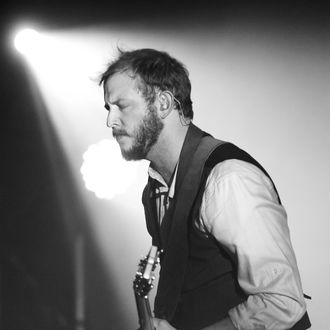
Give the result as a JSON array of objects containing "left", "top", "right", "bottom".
[{"left": 148, "top": 159, "right": 307, "bottom": 329}]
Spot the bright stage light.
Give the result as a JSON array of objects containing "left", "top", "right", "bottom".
[
  {"left": 14, "top": 28, "right": 42, "bottom": 56},
  {"left": 80, "top": 139, "right": 138, "bottom": 200}
]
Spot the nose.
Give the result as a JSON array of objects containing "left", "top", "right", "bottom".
[{"left": 106, "top": 108, "right": 119, "bottom": 128}]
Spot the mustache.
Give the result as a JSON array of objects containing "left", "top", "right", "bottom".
[{"left": 112, "top": 128, "right": 128, "bottom": 138}]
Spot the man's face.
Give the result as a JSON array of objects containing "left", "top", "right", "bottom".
[{"left": 104, "top": 72, "right": 164, "bottom": 160}]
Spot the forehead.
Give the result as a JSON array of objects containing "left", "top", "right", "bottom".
[{"left": 104, "top": 71, "right": 140, "bottom": 101}]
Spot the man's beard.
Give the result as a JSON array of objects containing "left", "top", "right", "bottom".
[{"left": 114, "top": 105, "right": 164, "bottom": 161}]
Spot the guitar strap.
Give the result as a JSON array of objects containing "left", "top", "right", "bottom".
[{"left": 154, "top": 124, "right": 225, "bottom": 319}]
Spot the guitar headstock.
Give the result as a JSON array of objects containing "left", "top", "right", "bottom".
[{"left": 133, "top": 246, "right": 160, "bottom": 298}]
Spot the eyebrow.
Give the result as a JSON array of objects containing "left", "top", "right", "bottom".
[{"left": 104, "top": 98, "right": 129, "bottom": 111}]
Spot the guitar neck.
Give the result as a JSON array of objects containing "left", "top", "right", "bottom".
[
  {"left": 134, "top": 292, "right": 154, "bottom": 330},
  {"left": 134, "top": 246, "right": 159, "bottom": 330}
]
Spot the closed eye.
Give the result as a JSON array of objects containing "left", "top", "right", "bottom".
[
  {"left": 117, "top": 102, "right": 130, "bottom": 110},
  {"left": 104, "top": 100, "right": 129, "bottom": 112}
]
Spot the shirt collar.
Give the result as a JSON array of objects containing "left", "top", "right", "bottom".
[{"left": 148, "top": 164, "right": 178, "bottom": 199}]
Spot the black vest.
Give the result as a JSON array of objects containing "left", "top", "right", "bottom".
[{"left": 142, "top": 124, "right": 310, "bottom": 330}]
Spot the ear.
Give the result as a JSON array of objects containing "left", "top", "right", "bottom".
[{"left": 158, "top": 91, "right": 174, "bottom": 119}]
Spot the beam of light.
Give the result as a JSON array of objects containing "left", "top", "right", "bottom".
[
  {"left": 12, "top": 27, "right": 156, "bottom": 328},
  {"left": 14, "top": 28, "right": 43, "bottom": 56},
  {"left": 80, "top": 139, "right": 137, "bottom": 199}
]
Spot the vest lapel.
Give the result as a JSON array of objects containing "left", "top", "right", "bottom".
[{"left": 142, "top": 178, "right": 162, "bottom": 247}]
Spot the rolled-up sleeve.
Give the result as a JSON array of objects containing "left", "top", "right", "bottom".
[{"left": 200, "top": 159, "right": 306, "bottom": 330}]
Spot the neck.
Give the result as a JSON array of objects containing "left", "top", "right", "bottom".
[{"left": 148, "top": 124, "right": 190, "bottom": 185}]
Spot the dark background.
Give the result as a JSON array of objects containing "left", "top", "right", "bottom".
[{"left": 1, "top": 1, "right": 328, "bottom": 329}]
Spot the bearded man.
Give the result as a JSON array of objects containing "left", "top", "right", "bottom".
[{"left": 99, "top": 48, "right": 311, "bottom": 330}]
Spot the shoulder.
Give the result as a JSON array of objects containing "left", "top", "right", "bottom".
[
  {"left": 207, "top": 159, "right": 269, "bottom": 181},
  {"left": 205, "top": 159, "right": 278, "bottom": 201}
]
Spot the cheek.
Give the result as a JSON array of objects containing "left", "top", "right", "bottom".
[{"left": 125, "top": 110, "right": 147, "bottom": 131}]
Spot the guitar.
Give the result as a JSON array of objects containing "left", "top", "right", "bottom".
[{"left": 133, "top": 246, "right": 160, "bottom": 330}]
